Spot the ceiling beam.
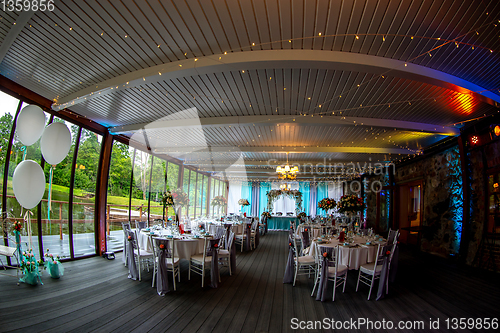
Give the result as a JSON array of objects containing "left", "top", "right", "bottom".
[
  {"left": 110, "top": 114, "right": 458, "bottom": 136},
  {"left": 0, "top": 11, "right": 35, "bottom": 64},
  {"left": 52, "top": 50, "right": 500, "bottom": 111},
  {"left": 153, "top": 146, "right": 413, "bottom": 154}
]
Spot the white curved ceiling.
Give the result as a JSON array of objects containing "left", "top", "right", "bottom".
[{"left": 0, "top": 0, "right": 499, "bottom": 180}]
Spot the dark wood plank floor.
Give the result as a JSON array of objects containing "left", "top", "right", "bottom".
[{"left": 1, "top": 232, "right": 499, "bottom": 333}]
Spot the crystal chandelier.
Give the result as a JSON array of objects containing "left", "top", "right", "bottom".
[{"left": 276, "top": 153, "right": 299, "bottom": 180}]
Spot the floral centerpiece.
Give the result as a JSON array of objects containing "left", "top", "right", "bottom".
[
  {"left": 19, "top": 248, "right": 42, "bottom": 285},
  {"left": 337, "top": 194, "right": 365, "bottom": 214},
  {"left": 43, "top": 249, "right": 64, "bottom": 279},
  {"left": 171, "top": 188, "right": 189, "bottom": 223},
  {"left": 318, "top": 198, "right": 337, "bottom": 212},
  {"left": 261, "top": 211, "right": 271, "bottom": 218},
  {"left": 211, "top": 195, "right": 227, "bottom": 207},
  {"left": 172, "top": 188, "right": 189, "bottom": 207},
  {"left": 160, "top": 190, "right": 175, "bottom": 208},
  {"left": 13, "top": 221, "right": 22, "bottom": 232},
  {"left": 297, "top": 212, "right": 307, "bottom": 219},
  {"left": 238, "top": 199, "right": 250, "bottom": 206}
]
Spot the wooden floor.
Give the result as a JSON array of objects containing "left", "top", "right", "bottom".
[{"left": 1, "top": 232, "right": 499, "bottom": 333}]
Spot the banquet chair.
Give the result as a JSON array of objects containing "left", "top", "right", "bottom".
[
  {"left": 234, "top": 223, "right": 248, "bottom": 252},
  {"left": 135, "top": 220, "right": 147, "bottom": 231},
  {"left": 387, "top": 229, "right": 399, "bottom": 244},
  {"left": 311, "top": 245, "right": 348, "bottom": 301},
  {"left": 129, "top": 230, "right": 154, "bottom": 281},
  {"left": 121, "top": 222, "right": 131, "bottom": 266},
  {"left": 189, "top": 237, "right": 221, "bottom": 288},
  {"left": 151, "top": 237, "right": 180, "bottom": 290},
  {"left": 301, "top": 231, "right": 311, "bottom": 250},
  {"left": 219, "top": 231, "right": 235, "bottom": 275},
  {"left": 356, "top": 243, "right": 387, "bottom": 300},
  {"left": 250, "top": 218, "right": 259, "bottom": 249},
  {"left": 292, "top": 231, "right": 317, "bottom": 286},
  {"left": 214, "top": 226, "right": 225, "bottom": 242}
]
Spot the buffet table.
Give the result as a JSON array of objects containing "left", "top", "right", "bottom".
[{"left": 267, "top": 216, "right": 299, "bottom": 230}]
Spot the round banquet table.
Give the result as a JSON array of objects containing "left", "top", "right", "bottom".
[
  {"left": 136, "top": 230, "right": 208, "bottom": 260},
  {"left": 207, "top": 222, "right": 244, "bottom": 235},
  {"left": 309, "top": 236, "right": 384, "bottom": 270}
]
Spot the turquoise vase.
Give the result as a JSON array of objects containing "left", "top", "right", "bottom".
[
  {"left": 48, "top": 263, "right": 61, "bottom": 278},
  {"left": 23, "top": 271, "right": 39, "bottom": 285}
]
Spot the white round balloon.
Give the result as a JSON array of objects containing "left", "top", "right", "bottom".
[
  {"left": 16, "top": 105, "right": 46, "bottom": 146},
  {"left": 12, "top": 160, "right": 46, "bottom": 209},
  {"left": 41, "top": 122, "right": 71, "bottom": 165}
]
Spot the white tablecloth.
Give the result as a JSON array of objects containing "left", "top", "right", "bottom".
[
  {"left": 207, "top": 222, "right": 244, "bottom": 235},
  {"left": 309, "top": 236, "right": 382, "bottom": 270},
  {"left": 136, "top": 230, "right": 207, "bottom": 260}
]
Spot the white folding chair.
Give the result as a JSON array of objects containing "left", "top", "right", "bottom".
[
  {"left": 189, "top": 237, "right": 220, "bottom": 288},
  {"left": 292, "top": 230, "right": 317, "bottom": 286},
  {"left": 151, "top": 236, "right": 180, "bottom": 290},
  {"left": 311, "top": 245, "right": 348, "bottom": 301},
  {"left": 356, "top": 243, "right": 386, "bottom": 300},
  {"left": 218, "top": 231, "right": 234, "bottom": 275},
  {"left": 131, "top": 230, "right": 154, "bottom": 281}
]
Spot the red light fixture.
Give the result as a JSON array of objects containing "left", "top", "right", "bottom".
[{"left": 471, "top": 136, "right": 479, "bottom": 145}]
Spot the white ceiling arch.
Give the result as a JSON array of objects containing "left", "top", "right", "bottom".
[{"left": 52, "top": 50, "right": 500, "bottom": 111}]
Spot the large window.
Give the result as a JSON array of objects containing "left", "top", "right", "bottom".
[
  {"left": 41, "top": 117, "right": 76, "bottom": 259},
  {"left": 188, "top": 170, "right": 196, "bottom": 217},
  {"left": 72, "top": 129, "right": 101, "bottom": 257},
  {"left": 6, "top": 108, "right": 49, "bottom": 260},
  {"left": 131, "top": 150, "right": 151, "bottom": 225},
  {"left": 105, "top": 141, "right": 133, "bottom": 251},
  {"left": 0, "top": 93, "right": 21, "bottom": 265},
  {"left": 149, "top": 157, "right": 166, "bottom": 222}
]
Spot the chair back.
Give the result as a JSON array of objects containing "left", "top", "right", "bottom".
[
  {"left": 153, "top": 237, "right": 174, "bottom": 259},
  {"left": 301, "top": 231, "right": 311, "bottom": 249},
  {"left": 388, "top": 228, "right": 399, "bottom": 244},
  {"left": 374, "top": 243, "right": 387, "bottom": 266},
  {"left": 214, "top": 226, "right": 225, "bottom": 240},
  {"left": 122, "top": 222, "right": 131, "bottom": 231},
  {"left": 128, "top": 230, "right": 139, "bottom": 251},
  {"left": 135, "top": 221, "right": 147, "bottom": 231},
  {"left": 226, "top": 231, "right": 235, "bottom": 250}
]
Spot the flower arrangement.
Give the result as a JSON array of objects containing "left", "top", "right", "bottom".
[
  {"left": 43, "top": 249, "right": 64, "bottom": 279},
  {"left": 211, "top": 195, "right": 227, "bottom": 207},
  {"left": 337, "top": 194, "right": 365, "bottom": 213},
  {"left": 13, "top": 221, "right": 22, "bottom": 232},
  {"left": 172, "top": 188, "right": 189, "bottom": 207},
  {"left": 318, "top": 198, "right": 337, "bottom": 211},
  {"left": 238, "top": 199, "right": 250, "bottom": 206},
  {"left": 19, "top": 248, "right": 42, "bottom": 285},
  {"left": 20, "top": 249, "right": 38, "bottom": 273},
  {"left": 261, "top": 211, "right": 271, "bottom": 218},
  {"left": 160, "top": 190, "right": 175, "bottom": 208},
  {"left": 44, "top": 249, "right": 61, "bottom": 264},
  {"left": 297, "top": 212, "right": 307, "bottom": 218},
  {"left": 266, "top": 189, "right": 303, "bottom": 214}
]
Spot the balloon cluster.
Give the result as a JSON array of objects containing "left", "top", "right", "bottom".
[{"left": 12, "top": 105, "right": 71, "bottom": 210}]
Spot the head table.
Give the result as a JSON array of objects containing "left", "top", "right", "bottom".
[{"left": 267, "top": 216, "right": 299, "bottom": 230}]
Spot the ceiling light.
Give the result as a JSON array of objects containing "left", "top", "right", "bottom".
[{"left": 276, "top": 153, "right": 299, "bottom": 180}]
